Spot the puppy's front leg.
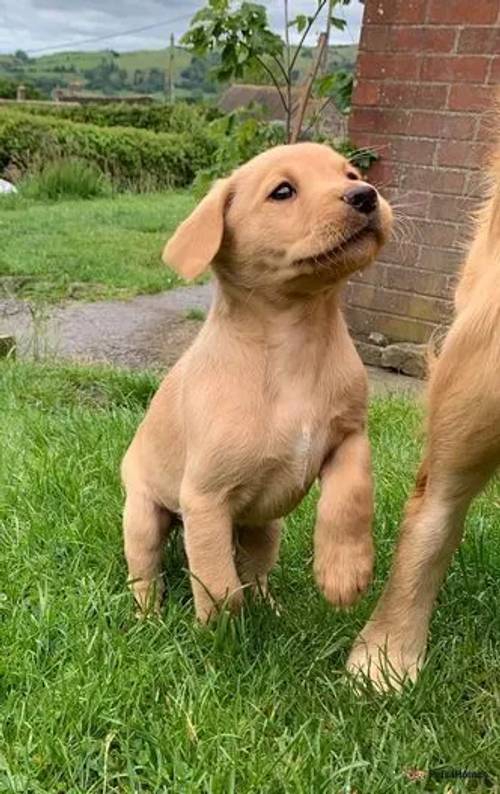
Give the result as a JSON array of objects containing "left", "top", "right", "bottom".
[
  {"left": 181, "top": 487, "right": 243, "bottom": 623},
  {"left": 314, "top": 431, "right": 374, "bottom": 607}
]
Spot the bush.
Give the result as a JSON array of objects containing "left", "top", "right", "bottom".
[
  {"left": 0, "top": 110, "right": 216, "bottom": 190},
  {"left": 22, "top": 159, "right": 112, "bottom": 200},
  {"left": 190, "top": 107, "right": 376, "bottom": 198},
  {"left": 9, "top": 101, "right": 221, "bottom": 133},
  {"left": 193, "top": 108, "right": 286, "bottom": 197},
  {"left": 0, "top": 78, "right": 42, "bottom": 100}
]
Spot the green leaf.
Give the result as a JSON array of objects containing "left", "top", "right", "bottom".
[
  {"left": 330, "top": 17, "right": 347, "bottom": 31},
  {"left": 290, "top": 14, "right": 308, "bottom": 33}
]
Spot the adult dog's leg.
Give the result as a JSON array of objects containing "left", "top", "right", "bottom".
[
  {"left": 235, "top": 520, "right": 282, "bottom": 597},
  {"left": 124, "top": 489, "right": 172, "bottom": 614},
  {"left": 314, "top": 431, "right": 374, "bottom": 607},
  {"left": 348, "top": 322, "right": 500, "bottom": 689},
  {"left": 347, "top": 461, "right": 492, "bottom": 690},
  {"left": 181, "top": 489, "right": 243, "bottom": 623}
]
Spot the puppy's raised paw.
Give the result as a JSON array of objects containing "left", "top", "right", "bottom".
[{"left": 314, "top": 538, "right": 373, "bottom": 607}]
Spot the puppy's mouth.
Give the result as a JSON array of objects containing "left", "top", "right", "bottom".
[{"left": 294, "top": 224, "right": 381, "bottom": 268}]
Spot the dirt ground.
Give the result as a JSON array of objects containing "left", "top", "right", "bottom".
[{"left": 0, "top": 284, "right": 422, "bottom": 396}]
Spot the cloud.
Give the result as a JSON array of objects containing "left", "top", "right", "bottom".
[{"left": 0, "top": 0, "right": 363, "bottom": 55}]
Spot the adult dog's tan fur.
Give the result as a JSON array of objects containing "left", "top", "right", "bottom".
[
  {"left": 348, "top": 140, "right": 500, "bottom": 689},
  {"left": 122, "top": 143, "right": 392, "bottom": 622}
]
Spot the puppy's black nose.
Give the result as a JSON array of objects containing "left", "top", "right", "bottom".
[{"left": 342, "top": 184, "right": 378, "bottom": 215}]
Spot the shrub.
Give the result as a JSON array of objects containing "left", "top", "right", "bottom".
[
  {"left": 22, "top": 159, "right": 112, "bottom": 200},
  {"left": 0, "top": 78, "right": 42, "bottom": 100},
  {"left": 0, "top": 110, "right": 216, "bottom": 190},
  {"left": 191, "top": 107, "right": 376, "bottom": 198},
  {"left": 193, "top": 108, "right": 286, "bottom": 197},
  {"left": 9, "top": 101, "right": 221, "bottom": 133}
]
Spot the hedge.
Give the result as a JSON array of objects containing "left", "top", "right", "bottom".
[
  {"left": 0, "top": 110, "right": 216, "bottom": 189},
  {"left": 7, "top": 101, "right": 220, "bottom": 134}
]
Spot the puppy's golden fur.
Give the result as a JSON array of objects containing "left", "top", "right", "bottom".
[
  {"left": 122, "top": 143, "right": 392, "bottom": 621},
  {"left": 348, "top": 141, "right": 500, "bottom": 689}
]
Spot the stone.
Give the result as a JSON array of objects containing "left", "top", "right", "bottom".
[
  {"left": 0, "top": 335, "right": 16, "bottom": 359},
  {"left": 0, "top": 179, "right": 17, "bottom": 195},
  {"left": 381, "top": 342, "right": 427, "bottom": 379},
  {"left": 354, "top": 340, "right": 382, "bottom": 367},
  {"left": 368, "top": 331, "right": 388, "bottom": 347}
]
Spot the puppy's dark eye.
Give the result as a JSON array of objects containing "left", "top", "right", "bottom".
[
  {"left": 347, "top": 171, "right": 360, "bottom": 181},
  {"left": 269, "top": 181, "right": 296, "bottom": 201}
]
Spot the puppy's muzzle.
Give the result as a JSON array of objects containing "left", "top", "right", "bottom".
[{"left": 342, "top": 185, "right": 378, "bottom": 216}]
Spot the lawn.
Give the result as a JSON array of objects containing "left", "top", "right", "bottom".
[
  {"left": 0, "top": 192, "right": 194, "bottom": 302},
  {"left": 1, "top": 361, "right": 498, "bottom": 792}
]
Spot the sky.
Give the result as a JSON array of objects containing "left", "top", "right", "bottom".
[{"left": 0, "top": 1, "right": 364, "bottom": 56}]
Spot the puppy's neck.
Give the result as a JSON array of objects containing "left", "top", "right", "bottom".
[{"left": 208, "top": 277, "right": 346, "bottom": 381}]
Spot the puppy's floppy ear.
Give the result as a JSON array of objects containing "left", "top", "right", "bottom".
[{"left": 162, "top": 178, "right": 230, "bottom": 279}]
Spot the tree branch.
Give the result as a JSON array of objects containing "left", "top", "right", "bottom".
[
  {"left": 253, "top": 54, "right": 289, "bottom": 114},
  {"left": 300, "top": 94, "right": 334, "bottom": 137},
  {"left": 289, "top": 0, "right": 328, "bottom": 74}
]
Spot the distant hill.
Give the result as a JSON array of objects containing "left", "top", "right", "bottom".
[{"left": 0, "top": 44, "right": 357, "bottom": 100}]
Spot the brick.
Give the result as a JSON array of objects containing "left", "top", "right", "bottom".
[
  {"left": 382, "top": 241, "right": 420, "bottom": 266},
  {"left": 365, "top": 0, "right": 428, "bottom": 25},
  {"left": 418, "top": 220, "right": 459, "bottom": 248},
  {"left": 349, "top": 264, "right": 382, "bottom": 287},
  {"left": 409, "top": 112, "right": 475, "bottom": 140},
  {"left": 360, "top": 24, "right": 391, "bottom": 51},
  {"left": 379, "top": 82, "right": 416, "bottom": 108},
  {"left": 350, "top": 107, "right": 410, "bottom": 135},
  {"left": 429, "top": 194, "right": 480, "bottom": 223},
  {"left": 436, "top": 141, "right": 489, "bottom": 168},
  {"left": 345, "top": 305, "right": 436, "bottom": 344},
  {"left": 353, "top": 81, "right": 381, "bottom": 106},
  {"left": 457, "top": 26, "right": 500, "bottom": 54},
  {"left": 390, "top": 137, "right": 436, "bottom": 165},
  {"left": 367, "top": 159, "right": 401, "bottom": 188},
  {"left": 448, "top": 84, "right": 493, "bottom": 111},
  {"left": 349, "top": 132, "right": 394, "bottom": 161},
  {"left": 465, "top": 170, "right": 490, "bottom": 199},
  {"left": 427, "top": 0, "right": 498, "bottom": 24},
  {"left": 402, "top": 165, "right": 466, "bottom": 195},
  {"left": 357, "top": 52, "right": 421, "bottom": 81},
  {"left": 488, "top": 56, "right": 500, "bottom": 83},
  {"left": 382, "top": 264, "right": 453, "bottom": 298},
  {"left": 390, "top": 26, "right": 457, "bottom": 53},
  {"left": 422, "top": 55, "right": 489, "bottom": 83},
  {"left": 419, "top": 245, "right": 462, "bottom": 274},
  {"left": 386, "top": 188, "right": 431, "bottom": 218},
  {"left": 414, "top": 84, "right": 449, "bottom": 110}
]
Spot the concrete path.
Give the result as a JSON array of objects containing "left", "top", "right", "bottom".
[{"left": 0, "top": 284, "right": 422, "bottom": 396}]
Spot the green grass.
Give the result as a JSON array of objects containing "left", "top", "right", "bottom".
[
  {"left": 1, "top": 360, "right": 498, "bottom": 792},
  {"left": 0, "top": 191, "right": 194, "bottom": 302}
]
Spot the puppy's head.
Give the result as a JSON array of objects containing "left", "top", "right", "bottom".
[{"left": 163, "top": 143, "right": 392, "bottom": 290}]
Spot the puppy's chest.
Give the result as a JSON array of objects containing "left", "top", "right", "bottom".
[{"left": 267, "top": 408, "right": 330, "bottom": 488}]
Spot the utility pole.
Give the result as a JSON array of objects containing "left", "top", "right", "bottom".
[{"left": 168, "top": 32, "right": 175, "bottom": 103}]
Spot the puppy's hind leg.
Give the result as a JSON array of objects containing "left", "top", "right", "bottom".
[
  {"left": 235, "top": 520, "right": 282, "bottom": 600},
  {"left": 123, "top": 489, "right": 172, "bottom": 615}
]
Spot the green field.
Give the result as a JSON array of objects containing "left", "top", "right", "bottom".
[
  {"left": 0, "top": 192, "right": 194, "bottom": 301},
  {"left": 0, "top": 44, "right": 357, "bottom": 99},
  {"left": 0, "top": 361, "right": 498, "bottom": 792}
]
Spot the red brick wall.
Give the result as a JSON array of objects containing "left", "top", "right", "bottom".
[{"left": 346, "top": 0, "right": 500, "bottom": 348}]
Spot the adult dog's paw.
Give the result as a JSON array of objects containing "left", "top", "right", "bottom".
[{"left": 346, "top": 626, "right": 425, "bottom": 692}]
